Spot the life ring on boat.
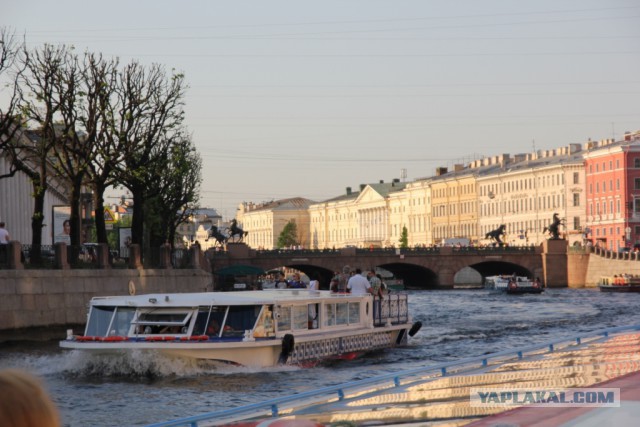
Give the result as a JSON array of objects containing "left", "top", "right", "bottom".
[
  {"left": 278, "top": 334, "right": 295, "bottom": 364},
  {"left": 128, "top": 280, "right": 136, "bottom": 296},
  {"left": 409, "top": 321, "right": 422, "bottom": 337}
]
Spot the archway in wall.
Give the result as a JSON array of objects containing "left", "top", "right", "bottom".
[
  {"left": 284, "top": 264, "right": 335, "bottom": 290},
  {"left": 453, "top": 266, "right": 483, "bottom": 288},
  {"left": 468, "top": 261, "right": 533, "bottom": 285},
  {"left": 377, "top": 262, "right": 439, "bottom": 290}
]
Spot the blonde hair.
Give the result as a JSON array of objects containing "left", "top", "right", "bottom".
[{"left": 0, "top": 369, "right": 60, "bottom": 427}]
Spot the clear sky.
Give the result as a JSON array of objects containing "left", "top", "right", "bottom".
[{"left": 2, "top": 0, "right": 639, "bottom": 219}]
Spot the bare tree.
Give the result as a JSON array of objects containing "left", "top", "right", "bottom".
[
  {"left": 113, "top": 61, "right": 187, "bottom": 249},
  {"left": 13, "top": 44, "right": 69, "bottom": 254},
  {"left": 83, "top": 54, "right": 120, "bottom": 245},
  {"left": 0, "top": 27, "right": 24, "bottom": 180}
]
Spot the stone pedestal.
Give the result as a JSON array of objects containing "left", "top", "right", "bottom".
[
  {"left": 128, "top": 244, "right": 142, "bottom": 269},
  {"left": 54, "top": 242, "right": 70, "bottom": 270},
  {"left": 189, "top": 245, "right": 201, "bottom": 269},
  {"left": 542, "top": 239, "right": 568, "bottom": 287},
  {"left": 7, "top": 241, "right": 24, "bottom": 270},
  {"left": 227, "top": 242, "right": 251, "bottom": 258},
  {"left": 96, "top": 243, "right": 111, "bottom": 269},
  {"left": 158, "top": 244, "right": 173, "bottom": 269}
]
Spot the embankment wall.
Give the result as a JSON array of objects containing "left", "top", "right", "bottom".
[{"left": 0, "top": 269, "right": 211, "bottom": 341}]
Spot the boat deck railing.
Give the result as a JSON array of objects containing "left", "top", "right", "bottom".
[{"left": 145, "top": 323, "right": 640, "bottom": 427}]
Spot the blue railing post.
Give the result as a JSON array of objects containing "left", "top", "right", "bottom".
[
  {"left": 271, "top": 404, "right": 278, "bottom": 417},
  {"left": 517, "top": 351, "right": 523, "bottom": 359},
  {"left": 338, "top": 389, "right": 345, "bottom": 401},
  {"left": 441, "top": 367, "right": 447, "bottom": 376},
  {"left": 576, "top": 337, "right": 581, "bottom": 345},
  {"left": 394, "top": 376, "right": 400, "bottom": 387},
  {"left": 482, "top": 358, "right": 488, "bottom": 366},
  {"left": 549, "top": 344, "right": 554, "bottom": 352}
]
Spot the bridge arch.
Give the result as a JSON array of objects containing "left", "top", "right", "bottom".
[{"left": 377, "top": 262, "right": 439, "bottom": 290}]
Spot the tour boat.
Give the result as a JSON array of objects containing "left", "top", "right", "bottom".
[
  {"left": 484, "top": 275, "right": 544, "bottom": 294},
  {"left": 60, "top": 289, "right": 422, "bottom": 367},
  {"left": 598, "top": 275, "right": 640, "bottom": 292}
]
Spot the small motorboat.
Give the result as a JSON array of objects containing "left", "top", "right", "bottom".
[
  {"left": 485, "top": 275, "right": 544, "bottom": 294},
  {"left": 598, "top": 275, "right": 640, "bottom": 292}
]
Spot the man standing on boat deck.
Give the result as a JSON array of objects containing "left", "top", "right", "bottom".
[
  {"left": 274, "top": 271, "right": 288, "bottom": 289},
  {"left": 347, "top": 268, "right": 373, "bottom": 295},
  {"left": 367, "top": 270, "right": 383, "bottom": 298},
  {"left": 331, "top": 265, "right": 351, "bottom": 292}
]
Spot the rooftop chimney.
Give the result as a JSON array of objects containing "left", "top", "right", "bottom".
[{"left": 436, "top": 167, "right": 448, "bottom": 176}]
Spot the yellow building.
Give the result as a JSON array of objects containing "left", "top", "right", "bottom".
[
  {"left": 430, "top": 165, "right": 479, "bottom": 244},
  {"left": 236, "top": 198, "right": 314, "bottom": 249}
]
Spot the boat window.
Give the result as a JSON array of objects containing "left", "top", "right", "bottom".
[
  {"left": 253, "top": 305, "right": 275, "bottom": 338},
  {"left": 193, "top": 306, "right": 227, "bottom": 337},
  {"left": 308, "top": 303, "right": 319, "bottom": 329},
  {"left": 133, "top": 310, "right": 193, "bottom": 335},
  {"left": 323, "top": 302, "right": 358, "bottom": 326},
  {"left": 335, "top": 302, "right": 349, "bottom": 325},
  {"left": 276, "top": 305, "right": 291, "bottom": 331},
  {"left": 112, "top": 307, "right": 135, "bottom": 336},
  {"left": 349, "top": 302, "right": 360, "bottom": 324},
  {"left": 324, "top": 304, "right": 335, "bottom": 327},
  {"left": 85, "top": 306, "right": 115, "bottom": 337},
  {"left": 292, "top": 305, "right": 308, "bottom": 330},
  {"left": 222, "top": 305, "right": 260, "bottom": 337}
]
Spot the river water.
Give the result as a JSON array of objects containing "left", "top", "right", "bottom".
[{"left": 2, "top": 288, "right": 640, "bottom": 426}]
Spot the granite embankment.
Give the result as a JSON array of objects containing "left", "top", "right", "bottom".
[{"left": 0, "top": 268, "right": 210, "bottom": 341}]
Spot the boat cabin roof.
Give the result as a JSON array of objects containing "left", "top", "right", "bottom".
[{"left": 90, "top": 289, "right": 362, "bottom": 308}]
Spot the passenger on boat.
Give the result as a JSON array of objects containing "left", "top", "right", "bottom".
[
  {"left": 347, "top": 268, "right": 373, "bottom": 295},
  {"left": 331, "top": 265, "right": 351, "bottom": 292},
  {"left": 367, "top": 270, "right": 384, "bottom": 298},
  {"left": 274, "top": 272, "right": 288, "bottom": 289},
  {"left": 288, "top": 273, "right": 306, "bottom": 288}
]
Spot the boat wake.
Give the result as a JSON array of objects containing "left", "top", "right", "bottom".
[{"left": 1, "top": 348, "right": 300, "bottom": 379}]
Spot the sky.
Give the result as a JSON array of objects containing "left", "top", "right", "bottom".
[{"left": 2, "top": 0, "right": 639, "bottom": 219}]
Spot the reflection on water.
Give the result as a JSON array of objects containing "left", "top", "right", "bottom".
[{"left": 2, "top": 288, "right": 640, "bottom": 426}]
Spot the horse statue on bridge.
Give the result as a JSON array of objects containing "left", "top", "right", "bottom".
[
  {"left": 228, "top": 219, "right": 248, "bottom": 242},
  {"left": 543, "top": 213, "right": 564, "bottom": 240},
  {"left": 485, "top": 224, "right": 506, "bottom": 246},
  {"left": 206, "top": 225, "right": 228, "bottom": 247}
]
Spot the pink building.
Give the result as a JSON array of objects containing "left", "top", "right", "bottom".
[{"left": 584, "top": 131, "right": 640, "bottom": 250}]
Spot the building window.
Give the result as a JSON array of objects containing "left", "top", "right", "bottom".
[
  {"left": 636, "top": 178, "right": 640, "bottom": 190},
  {"left": 573, "top": 193, "right": 580, "bottom": 207},
  {"left": 574, "top": 217, "right": 580, "bottom": 231},
  {"left": 635, "top": 158, "right": 640, "bottom": 168},
  {"left": 573, "top": 172, "right": 579, "bottom": 184}
]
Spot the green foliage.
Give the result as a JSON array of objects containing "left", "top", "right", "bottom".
[
  {"left": 277, "top": 220, "right": 298, "bottom": 248},
  {"left": 399, "top": 226, "right": 409, "bottom": 248}
]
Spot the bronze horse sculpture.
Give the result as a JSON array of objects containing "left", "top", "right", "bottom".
[
  {"left": 228, "top": 219, "right": 248, "bottom": 242},
  {"left": 485, "top": 224, "right": 506, "bottom": 246},
  {"left": 543, "top": 213, "right": 564, "bottom": 240},
  {"left": 206, "top": 225, "right": 228, "bottom": 247}
]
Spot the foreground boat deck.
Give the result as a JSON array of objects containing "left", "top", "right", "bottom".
[{"left": 147, "top": 325, "right": 640, "bottom": 427}]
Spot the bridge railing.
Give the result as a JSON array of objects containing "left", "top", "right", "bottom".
[{"left": 451, "top": 245, "right": 536, "bottom": 254}]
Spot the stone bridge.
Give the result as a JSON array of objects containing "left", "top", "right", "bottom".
[{"left": 208, "top": 241, "right": 568, "bottom": 290}]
